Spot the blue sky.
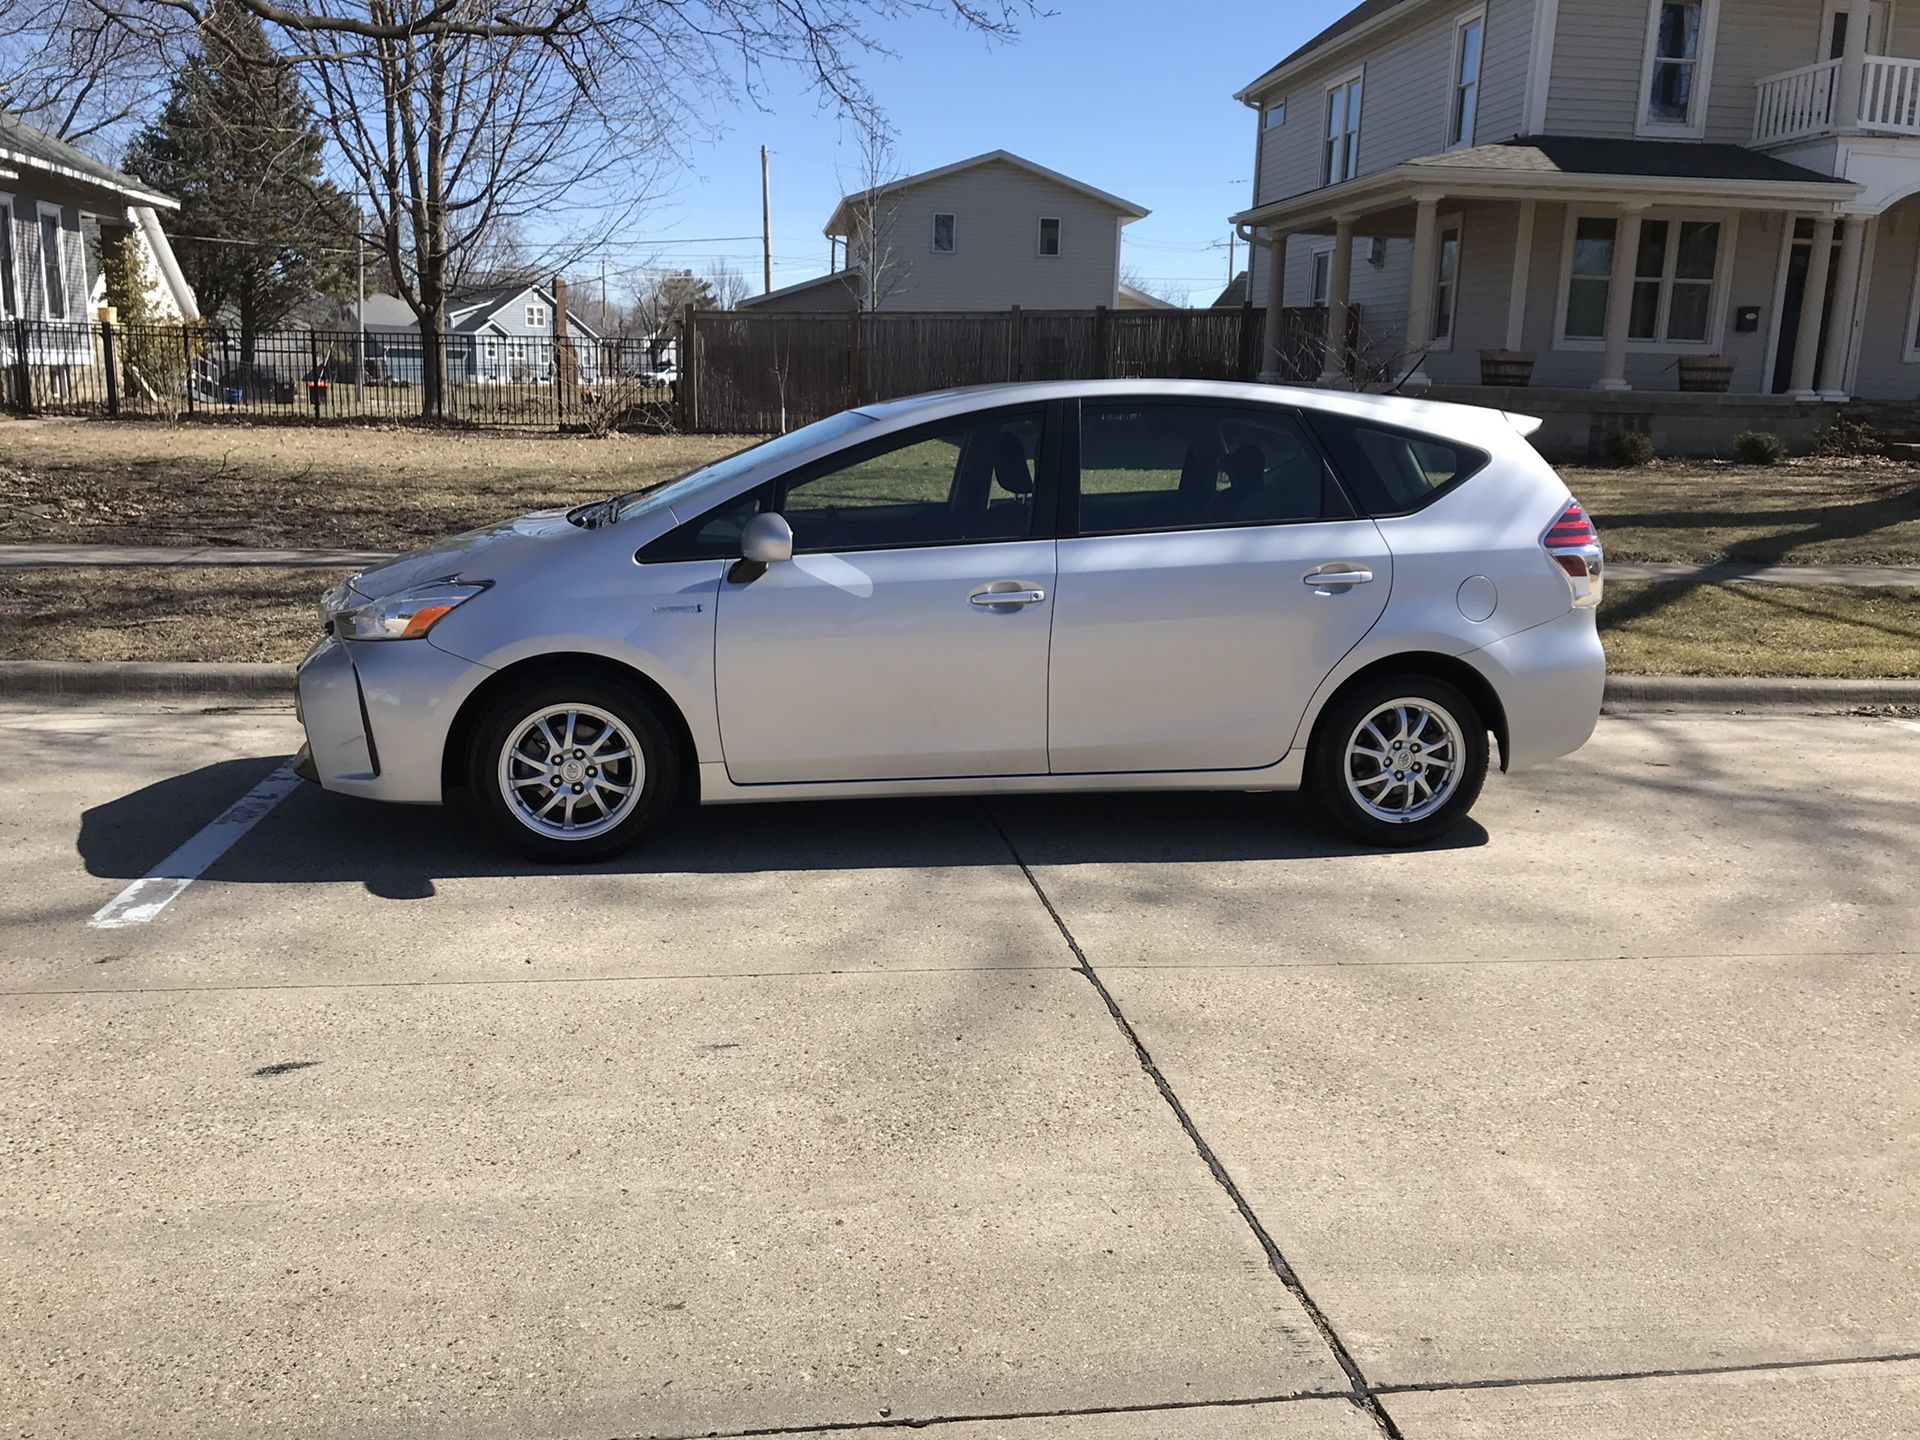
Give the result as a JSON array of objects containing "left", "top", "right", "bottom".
[{"left": 621, "top": 0, "right": 1350, "bottom": 306}]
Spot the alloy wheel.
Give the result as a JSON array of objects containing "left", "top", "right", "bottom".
[
  {"left": 496, "top": 703, "right": 645, "bottom": 841},
  {"left": 1343, "top": 697, "right": 1466, "bottom": 824}
]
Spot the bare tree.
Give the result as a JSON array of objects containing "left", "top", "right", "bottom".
[
  {"left": 1119, "top": 265, "right": 1192, "bottom": 309},
  {"left": 706, "top": 258, "right": 751, "bottom": 311},
  {"left": 67, "top": 0, "right": 1042, "bottom": 415},
  {"left": 0, "top": 0, "right": 174, "bottom": 144},
  {"left": 840, "top": 125, "right": 905, "bottom": 311}
]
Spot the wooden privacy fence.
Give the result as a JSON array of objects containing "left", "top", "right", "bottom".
[{"left": 678, "top": 303, "right": 1359, "bottom": 434}]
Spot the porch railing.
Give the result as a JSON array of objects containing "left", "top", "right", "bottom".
[
  {"left": 1859, "top": 54, "right": 1920, "bottom": 134},
  {"left": 1753, "top": 57, "right": 1839, "bottom": 145},
  {"left": 1754, "top": 53, "right": 1920, "bottom": 144}
]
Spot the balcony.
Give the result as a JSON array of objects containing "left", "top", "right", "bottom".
[{"left": 1753, "top": 54, "right": 1920, "bottom": 146}]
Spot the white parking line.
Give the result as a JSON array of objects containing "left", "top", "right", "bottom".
[
  {"left": 89, "top": 762, "right": 304, "bottom": 929},
  {"left": 1900, "top": 720, "right": 1920, "bottom": 735}
]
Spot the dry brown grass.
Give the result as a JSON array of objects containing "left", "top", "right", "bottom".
[
  {"left": 0, "top": 418, "right": 754, "bottom": 551},
  {"left": 6, "top": 565, "right": 1917, "bottom": 678},
  {"left": 1564, "top": 457, "right": 1920, "bottom": 566},
  {"left": 1601, "top": 580, "right": 1920, "bottom": 677},
  {"left": 0, "top": 566, "right": 346, "bottom": 662}
]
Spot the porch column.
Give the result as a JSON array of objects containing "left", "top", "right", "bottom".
[
  {"left": 1595, "top": 202, "right": 1648, "bottom": 393},
  {"left": 1817, "top": 213, "right": 1869, "bottom": 400},
  {"left": 1320, "top": 215, "right": 1358, "bottom": 384},
  {"left": 1789, "top": 214, "right": 1838, "bottom": 400},
  {"left": 1402, "top": 192, "right": 1443, "bottom": 391},
  {"left": 1835, "top": 0, "right": 1871, "bottom": 130},
  {"left": 1258, "top": 226, "right": 1290, "bottom": 383},
  {"left": 1504, "top": 199, "right": 1538, "bottom": 353}
]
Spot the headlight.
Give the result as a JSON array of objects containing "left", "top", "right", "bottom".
[{"left": 332, "top": 580, "right": 489, "bottom": 641}]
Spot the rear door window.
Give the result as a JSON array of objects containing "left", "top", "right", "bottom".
[
  {"left": 1074, "top": 401, "right": 1352, "bottom": 536},
  {"left": 1307, "top": 412, "right": 1487, "bottom": 515}
]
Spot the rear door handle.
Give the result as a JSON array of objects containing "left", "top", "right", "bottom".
[
  {"left": 969, "top": 585, "right": 1047, "bottom": 608},
  {"left": 1304, "top": 566, "right": 1374, "bottom": 587}
]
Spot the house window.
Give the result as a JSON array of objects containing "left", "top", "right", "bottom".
[
  {"left": 1561, "top": 212, "right": 1725, "bottom": 345},
  {"left": 526, "top": 304, "right": 545, "bottom": 328},
  {"left": 0, "top": 197, "right": 15, "bottom": 318},
  {"left": 485, "top": 339, "right": 498, "bottom": 360},
  {"left": 933, "top": 212, "right": 956, "bottom": 252},
  {"left": 1038, "top": 217, "right": 1061, "bottom": 257},
  {"left": 1432, "top": 218, "right": 1463, "bottom": 347},
  {"left": 1324, "top": 70, "right": 1364, "bottom": 185},
  {"left": 1450, "top": 10, "right": 1486, "bottom": 148},
  {"left": 1640, "top": 0, "right": 1719, "bottom": 134},
  {"left": 38, "top": 206, "right": 65, "bottom": 319},
  {"left": 1309, "top": 246, "right": 1333, "bottom": 306},
  {"left": 1264, "top": 99, "right": 1287, "bottom": 129}
]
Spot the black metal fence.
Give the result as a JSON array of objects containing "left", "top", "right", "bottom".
[
  {"left": 0, "top": 318, "right": 674, "bottom": 429},
  {"left": 2, "top": 306, "right": 1361, "bottom": 436}
]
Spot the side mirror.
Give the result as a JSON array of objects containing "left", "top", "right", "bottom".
[
  {"left": 741, "top": 511, "right": 794, "bottom": 564},
  {"left": 729, "top": 511, "right": 794, "bottom": 583}
]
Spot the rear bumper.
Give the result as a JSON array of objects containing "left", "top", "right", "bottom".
[
  {"left": 1464, "top": 606, "right": 1606, "bottom": 772},
  {"left": 294, "top": 634, "right": 487, "bottom": 804}
]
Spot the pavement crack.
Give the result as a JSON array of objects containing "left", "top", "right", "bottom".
[
  {"left": 979, "top": 801, "right": 1405, "bottom": 1440},
  {"left": 1374, "top": 1348, "right": 1920, "bottom": 1397},
  {"left": 634, "top": 1385, "right": 1355, "bottom": 1439}
]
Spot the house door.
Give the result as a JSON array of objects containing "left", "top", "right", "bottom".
[
  {"left": 1771, "top": 221, "right": 1843, "bottom": 394},
  {"left": 1824, "top": 1, "right": 1888, "bottom": 58}
]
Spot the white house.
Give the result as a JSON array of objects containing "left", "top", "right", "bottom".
[
  {"left": 1, "top": 109, "right": 196, "bottom": 383},
  {"left": 1230, "top": 0, "right": 1920, "bottom": 445},
  {"left": 743, "top": 150, "right": 1150, "bottom": 313}
]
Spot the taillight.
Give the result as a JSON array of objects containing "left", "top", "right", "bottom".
[{"left": 1544, "top": 498, "right": 1603, "bottom": 608}]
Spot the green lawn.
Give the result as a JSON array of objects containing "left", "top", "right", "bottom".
[{"left": 1600, "top": 580, "right": 1920, "bottom": 677}]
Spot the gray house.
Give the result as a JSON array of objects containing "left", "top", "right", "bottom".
[
  {"left": 1230, "top": 0, "right": 1920, "bottom": 435},
  {"left": 362, "top": 283, "right": 602, "bottom": 384},
  {"left": 1, "top": 109, "right": 196, "bottom": 379},
  {"left": 743, "top": 150, "right": 1150, "bottom": 312}
]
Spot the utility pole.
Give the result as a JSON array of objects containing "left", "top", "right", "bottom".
[
  {"left": 1228, "top": 230, "right": 1236, "bottom": 289},
  {"left": 760, "top": 144, "right": 773, "bottom": 295},
  {"left": 355, "top": 192, "right": 366, "bottom": 403}
]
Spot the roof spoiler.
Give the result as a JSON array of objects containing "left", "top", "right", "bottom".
[{"left": 1503, "top": 411, "right": 1545, "bottom": 438}]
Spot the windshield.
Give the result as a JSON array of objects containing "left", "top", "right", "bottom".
[{"left": 611, "top": 411, "right": 875, "bottom": 523}]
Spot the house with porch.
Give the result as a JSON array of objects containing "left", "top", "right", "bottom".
[
  {"left": 1, "top": 110, "right": 197, "bottom": 398},
  {"left": 1229, "top": 0, "right": 1920, "bottom": 454}
]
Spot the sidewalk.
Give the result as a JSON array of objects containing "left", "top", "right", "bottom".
[{"left": 5, "top": 542, "right": 1920, "bottom": 586}]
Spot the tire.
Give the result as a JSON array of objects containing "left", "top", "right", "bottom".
[
  {"left": 1306, "top": 673, "right": 1489, "bottom": 847},
  {"left": 466, "top": 675, "right": 681, "bottom": 862}
]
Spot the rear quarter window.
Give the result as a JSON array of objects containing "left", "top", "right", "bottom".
[{"left": 1308, "top": 412, "right": 1489, "bottom": 516}]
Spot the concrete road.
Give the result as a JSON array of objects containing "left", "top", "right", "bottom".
[{"left": 0, "top": 703, "right": 1914, "bottom": 1439}]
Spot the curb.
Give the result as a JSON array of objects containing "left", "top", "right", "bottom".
[
  {"left": 1599, "top": 675, "right": 1920, "bottom": 712},
  {"left": 0, "top": 661, "right": 295, "bottom": 700},
  {"left": 4, "top": 662, "right": 1919, "bottom": 712}
]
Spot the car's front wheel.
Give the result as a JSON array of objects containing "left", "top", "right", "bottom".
[
  {"left": 467, "top": 676, "right": 680, "bottom": 861},
  {"left": 1307, "top": 674, "right": 1489, "bottom": 846}
]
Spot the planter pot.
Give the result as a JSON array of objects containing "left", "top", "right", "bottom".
[
  {"left": 1479, "top": 349, "right": 1535, "bottom": 387},
  {"left": 1678, "top": 355, "right": 1736, "bottom": 393}
]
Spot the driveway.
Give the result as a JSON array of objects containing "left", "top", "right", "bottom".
[{"left": 1, "top": 703, "right": 1914, "bottom": 1439}]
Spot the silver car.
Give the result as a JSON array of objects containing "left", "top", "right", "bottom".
[{"left": 295, "top": 380, "right": 1605, "bottom": 859}]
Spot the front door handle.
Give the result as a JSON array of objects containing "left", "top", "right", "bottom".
[
  {"left": 969, "top": 584, "right": 1047, "bottom": 609},
  {"left": 1304, "top": 565, "right": 1375, "bottom": 587}
]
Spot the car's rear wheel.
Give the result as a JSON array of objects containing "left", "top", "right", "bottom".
[
  {"left": 467, "top": 676, "right": 679, "bottom": 861},
  {"left": 1307, "top": 674, "right": 1488, "bottom": 846}
]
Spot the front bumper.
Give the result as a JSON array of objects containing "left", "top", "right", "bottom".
[
  {"left": 1464, "top": 605, "right": 1606, "bottom": 772},
  {"left": 294, "top": 633, "right": 488, "bottom": 804}
]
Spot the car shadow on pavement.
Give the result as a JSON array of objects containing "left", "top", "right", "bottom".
[{"left": 76, "top": 757, "right": 1488, "bottom": 889}]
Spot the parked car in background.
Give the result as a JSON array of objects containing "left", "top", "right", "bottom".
[
  {"left": 295, "top": 380, "right": 1605, "bottom": 859},
  {"left": 219, "top": 363, "right": 297, "bottom": 405}
]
